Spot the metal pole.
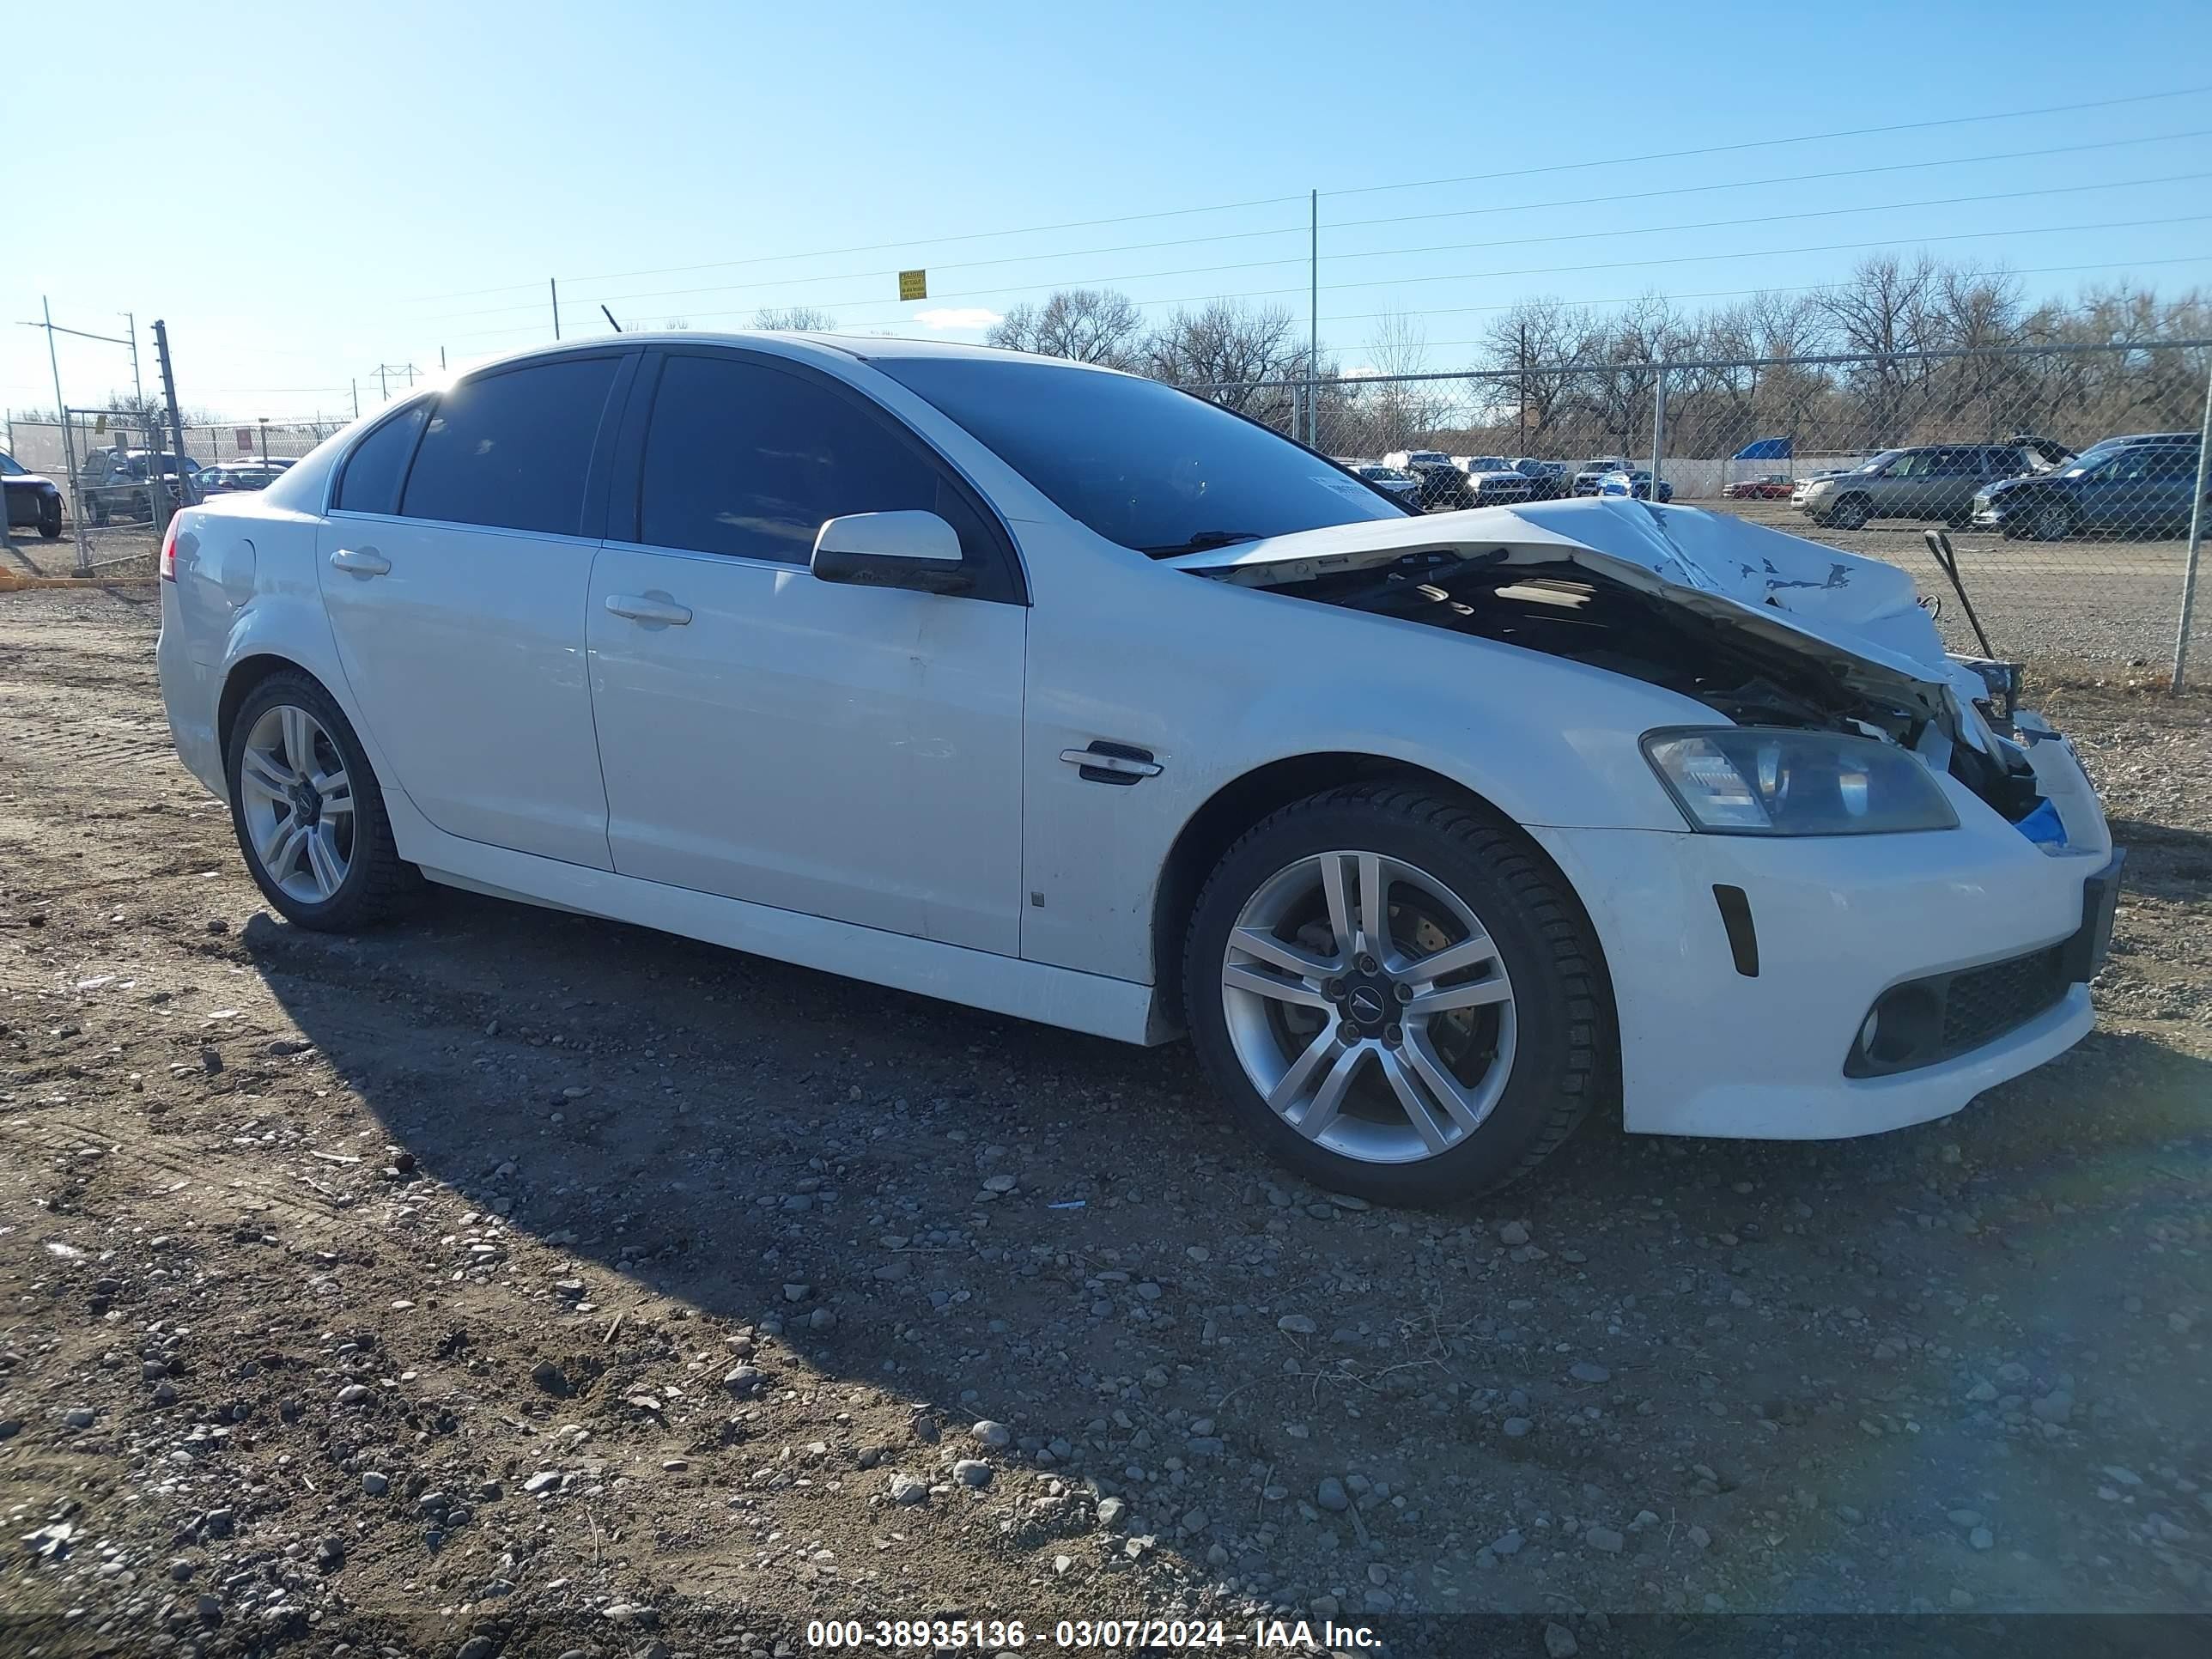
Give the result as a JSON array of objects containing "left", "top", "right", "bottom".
[
  {"left": 2170, "top": 356, "right": 2212, "bottom": 693},
  {"left": 44, "top": 300, "right": 89, "bottom": 572},
  {"left": 1649, "top": 366, "right": 1668, "bottom": 504},
  {"left": 1307, "top": 189, "right": 1318, "bottom": 449},
  {"left": 351, "top": 379, "right": 360, "bottom": 419},
  {"left": 153, "top": 320, "right": 190, "bottom": 522},
  {"left": 376, "top": 363, "right": 388, "bottom": 401},
  {"left": 550, "top": 277, "right": 561, "bottom": 342},
  {"left": 124, "top": 312, "right": 142, "bottom": 402}
]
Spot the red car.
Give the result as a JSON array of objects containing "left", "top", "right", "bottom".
[{"left": 1723, "top": 474, "right": 1796, "bottom": 500}]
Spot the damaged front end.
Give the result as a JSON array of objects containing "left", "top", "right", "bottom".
[{"left": 1173, "top": 499, "right": 2076, "bottom": 845}]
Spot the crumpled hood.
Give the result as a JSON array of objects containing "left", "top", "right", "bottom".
[{"left": 1169, "top": 496, "right": 1993, "bottom": 735}]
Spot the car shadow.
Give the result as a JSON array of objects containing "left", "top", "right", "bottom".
[{"left": 232, "top": 892, "right": 2212, "bottom": 1624}]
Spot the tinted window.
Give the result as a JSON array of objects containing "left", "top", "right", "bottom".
[
  {"left": 635, "top": 353, "right": 1000, "bottom": 569},
  {"left": 2147, "top": 450, "right": 2200, "bottom": 480},
  {"left": 334, "top": 404, "right": 428, "bottom": 514},
  {"left": 400, "top": 356, "right": 620, "bottom": 534},
  {"left": 878, "top": 356, "right": 1405, "bottom": 556}
]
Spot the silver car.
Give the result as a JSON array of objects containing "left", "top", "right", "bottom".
[{"left": 1795, "top": 444, "right": 2035, "bottom": 530}]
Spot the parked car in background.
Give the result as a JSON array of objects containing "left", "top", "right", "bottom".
[
  {"left": 2069, "top": 430, "right": 2196, "bottom": 469},
  {"left": 1597, "top": 470, "right": 1674, "bottom": 502},
  {"left": 1793, "top": 443, "right": 2035, "bottom": 530},
  {"left": 1456, "top": 456, "right": 1535, "bottom": 507},
  {"left": 1972, "top": 441, "right": 2204, "bottom": 541},
  {"left": 1572, "top": 457, "right": 1633, "bottom": 495},
  {"left": 199, "top": 461, "right": 291, "bottom": 495},
  {"left": 1404, "top": 459, "right": 1475, "bottom": 513},
  {"left": 154, "top": 331, "right": 2122, "bottom": 1205},
  {"left": 1514, "top": 459, "right": 1569, "bottom": 501},
  {"left": 78, "top": 450, "right": 204, "bottom": 524},
  {"left": 2, "top": 450, "right": 64, "bottom": 539},
  {"left": 1722, "top": 474, "right": 1795, "bottom": 500},
  {"left": 1383, "top": 449, "right": 1452, "bottom": 471},
  {"left": 1343, "top": 461, "right": 1423, "bottom": 508}
]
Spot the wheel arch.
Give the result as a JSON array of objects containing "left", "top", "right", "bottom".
[
  {"left": 1147, "top": 752, "right": 1614, "bottom": 1038},
  {"left": 217, "top": 653, "right": 321, "bottom": 759}
]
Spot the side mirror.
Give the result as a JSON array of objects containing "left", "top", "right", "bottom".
[{"left": 811, "top": 510, "right": 972, "bottom": 596}]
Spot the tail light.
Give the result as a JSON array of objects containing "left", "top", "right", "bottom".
[{"left": 159, "top": 513, "right": 180, "bottom": 581}]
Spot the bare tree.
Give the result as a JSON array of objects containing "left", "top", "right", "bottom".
[
  {"left": 986, "top": 289, "right": 1146, "bottom": 368},
  {"left": 1143, "top": 300, "right": 1304, "bottom": 418},
  {"left": 753, "top": 306, "right": 837, "bottom": 331},
  {"left": 1479, "top": 297, "right": 1595, "bottom": 452}
]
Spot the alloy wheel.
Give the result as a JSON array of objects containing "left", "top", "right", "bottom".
[
  {"left": 1219, "top": 849, "right": 1516, "bottom": 1164},
  {"left": 237, "top": 704, "right": 356, "bottom": 904}
]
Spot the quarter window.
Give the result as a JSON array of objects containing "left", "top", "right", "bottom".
[
  {"left": 399, "top": 356, "right": 621, "bottom": 535},
  {"left": 334, "top": 404, "right": 428, "bottom": 514},
  {"left": 635, "top": 353, "right": 1000, "bottom": 573}
]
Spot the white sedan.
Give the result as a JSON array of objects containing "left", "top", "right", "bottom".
[{"left": 155, "top": 334, "right": 2123, "bottom": 1205}]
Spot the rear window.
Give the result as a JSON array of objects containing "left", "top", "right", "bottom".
[{"left": 399, "top": 356, "right": 621, "bottom": 535}]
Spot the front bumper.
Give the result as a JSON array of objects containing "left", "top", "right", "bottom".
[{"left": 1529, "top": 721, "right": 2113, "bottom": 1139}]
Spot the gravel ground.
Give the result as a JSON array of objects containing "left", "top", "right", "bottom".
[{"left": 1, "top": 585, "right": 2209, "bottom": 1658}]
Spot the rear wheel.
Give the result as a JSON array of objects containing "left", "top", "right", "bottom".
[
  {"left": 37, "top": 499, "right": 62, "bottom": 540},
  {"left": 225, "top": 672, "right": 414, "bottom": 932},
  {"left": 1182, "top": 783, "right": 1607, "bottom": 1206}
]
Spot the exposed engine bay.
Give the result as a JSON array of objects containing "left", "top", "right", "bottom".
[{"left": 1266, "top": 548, "right": 2049, "bottom": 824}]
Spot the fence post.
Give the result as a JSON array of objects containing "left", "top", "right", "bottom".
[
  {"left": 1649, "top": 365, "right": 1668, "bottom": 503},
  {"left": 2172, "top": 356, "right": 2212, "bottom": 694}
]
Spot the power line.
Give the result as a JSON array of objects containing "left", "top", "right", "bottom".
[
  {"left": 562, "top": 216, "right": 2212, "bottom": 342},
  {"left": 392, "top": 83, "right": 2209, "bottom": 308},
  {"left": 436, "top": 190, "right": 2212, "bottom": 347},
  {"left": 1320, "top": 84, "right": 2212, "bottom": 199},
  {"left": 414, "top": 129, "right": 2211, "bottom": 329}
]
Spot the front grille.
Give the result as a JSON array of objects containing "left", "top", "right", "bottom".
[{"left": 1941, "top": 945, "right": 2067, "bottom": 1054}]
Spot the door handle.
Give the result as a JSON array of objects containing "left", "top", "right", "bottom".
[
  {"left": 605, "top": 593, "right": 692, "bottom": 626},
  {"left": 328, "top": 546, "right": 390, "bottom": 576}
]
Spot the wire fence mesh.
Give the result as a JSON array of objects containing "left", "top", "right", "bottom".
[{"left": 1184, "top": 339, "right": 2212, "bottom": 680}]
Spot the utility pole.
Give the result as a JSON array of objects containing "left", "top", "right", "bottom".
[
  {"left": 152, "top": 320, "right": 190, "bottom": 536},
  {"left": 2172, "top": 357, "right": 2212, "bottom": 692},
  {"left": 1307, "top": 190, "right": 1318, "bottom": 448},
  {"left": 550, "top": 277, "right": 561, "bottom": 341},
  {"left": 123, "top": 312, "right": 142, "bottom": 402},
  {"left": 350, "top": 379, "right": 359, "bottom": 419},
  {"left": 41, "top": 298, "right": 86, "bottom": 570}
]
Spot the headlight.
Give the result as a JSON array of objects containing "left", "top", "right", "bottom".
[{"left": 1641, "top": 727, "right": 1959, "bottom": 836}]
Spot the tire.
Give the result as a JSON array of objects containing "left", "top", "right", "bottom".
[
  {"left": 1182, "top": 781, "right": 1608, "bottom": 1206},
  {"left": 224, "top": 671, "right": 415, "bottom": 932},
  {"left": 1824, "top": 495, "right": 1871, "bottom": 531},
  {"left": 91, "top": 500, "right": 111, "bottom": 527},
  {"left": 2028, "top": 500, "right": 2073, "bottom": 543}
]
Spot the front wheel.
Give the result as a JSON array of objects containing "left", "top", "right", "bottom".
[
  {"left": 2028, "top": 501, "right": 2073, "bottom": 543},
  {"left": 225, "top": 672, "right": 415, "bottom": 931},
  {"left": 37, "top": 501, "right": 62, "bottom": 540},
  {"left": 1182, "top": 783, "right": 1608, "bottom": 1206},
  {"left": 1823, "top": 495, "right": 1871, "bottom": 531}
]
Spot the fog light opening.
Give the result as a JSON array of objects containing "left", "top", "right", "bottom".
[{"left": 1864, "top": 985, "right": 1942, "bottom": 1067}]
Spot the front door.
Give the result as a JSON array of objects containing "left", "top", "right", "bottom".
[
  {"left": 585, "top": 349, "right": 1027, "bottom": 953},
  {"left": 317, "top": 351, "right": 633, "bottom": 869}
]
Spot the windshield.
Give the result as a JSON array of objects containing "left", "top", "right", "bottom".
[
  {"left": 1468, "top": 457, "right": 1511, "bottom": 471},
  {"left": 877, "top": 356, "right": 1407, "bottom": 556},
  {"left": 0, "top": 453, "right": 22, "bottom": 476},
  {"left": 1854, "top": 450, "right": 1905, "bottom": 475}
]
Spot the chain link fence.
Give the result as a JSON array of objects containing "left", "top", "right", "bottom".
[{"left": 1189, "top": 339, "right": 2212, "bottom": 684}]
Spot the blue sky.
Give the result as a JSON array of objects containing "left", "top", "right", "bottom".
[{"left": 5, "top": 0, "right": 2208, "bottom": 425}]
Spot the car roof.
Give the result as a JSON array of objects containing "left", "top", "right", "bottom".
[{"left": 453, "top": 330, "right": 1121, "bottom": 380}]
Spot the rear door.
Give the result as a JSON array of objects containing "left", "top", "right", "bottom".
[
  {"left": 318, "top": 350, "right": 636, "bottom": 868},
  {"left": 585, "top": 347, "right": 1028, "bottom": 953}
]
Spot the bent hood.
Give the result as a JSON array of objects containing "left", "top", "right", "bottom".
[{"left": 1169, "top": 496, "right": 1991, "bottom": 738}]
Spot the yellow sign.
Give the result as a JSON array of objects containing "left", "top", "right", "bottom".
[{"left": 897, "top": 269, "right": 927, "bottom": 301}]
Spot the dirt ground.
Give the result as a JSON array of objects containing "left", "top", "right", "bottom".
[{"left": 1, "top": 583, "right": 2209, "bottom": 1659}]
